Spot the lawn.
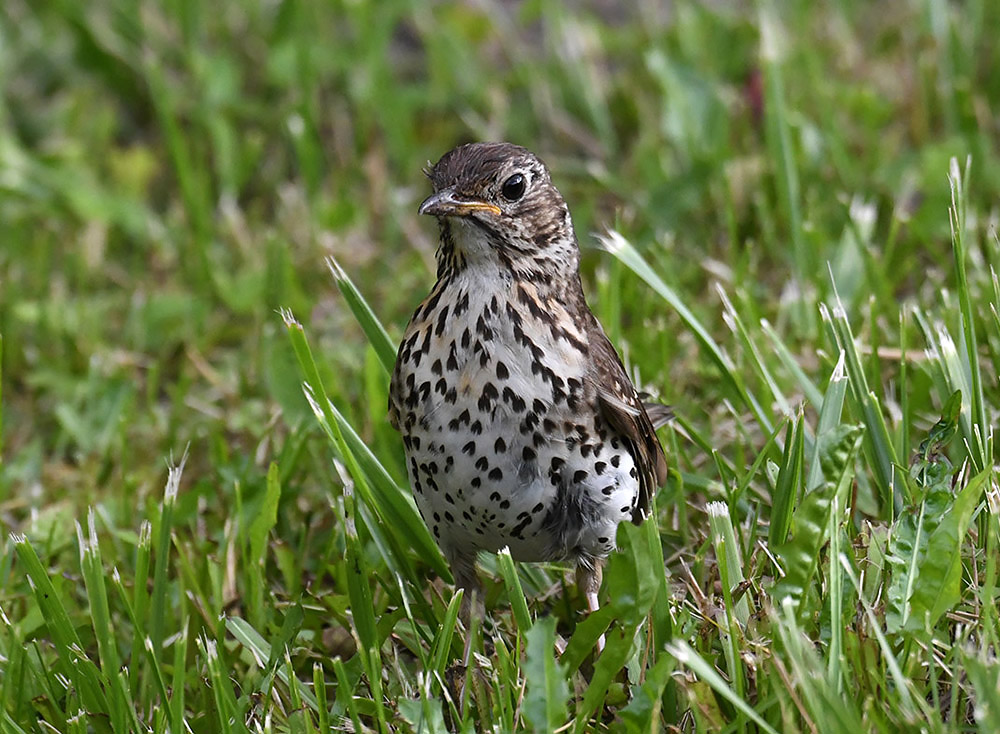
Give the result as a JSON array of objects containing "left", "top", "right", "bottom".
[{"left": 2, "top": 0, "right": 1000, "bottom": 732}]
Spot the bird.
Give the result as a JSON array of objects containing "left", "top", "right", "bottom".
[{"left": 388, "top": 142, "right": 669, "bottom": 643}]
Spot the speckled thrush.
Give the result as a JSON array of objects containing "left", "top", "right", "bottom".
[{"left": 389, "top": 142, "right": 669, "bottom": 635}]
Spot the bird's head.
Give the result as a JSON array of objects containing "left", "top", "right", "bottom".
[{"left": 419, "top": 142, "right": 579, "bottom": 283}]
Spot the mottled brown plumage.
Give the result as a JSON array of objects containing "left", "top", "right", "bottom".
[{"left": 388, "top": 142, "right": 668, "bottom": 640}]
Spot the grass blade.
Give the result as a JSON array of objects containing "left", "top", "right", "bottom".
[{"left": 327, "top": 256, "right": 398, "bottom": 375}]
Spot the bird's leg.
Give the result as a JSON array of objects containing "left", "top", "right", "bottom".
[
  {"left": 451, "top": 559, "right": 483, "bottom": 669},
  {"left": 576, "top": 558, "right": 606, "bottom": 654}
]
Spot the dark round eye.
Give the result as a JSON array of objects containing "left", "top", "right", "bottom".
[{"left": 501, "top": 173, "right": 526, "bottom": 201}]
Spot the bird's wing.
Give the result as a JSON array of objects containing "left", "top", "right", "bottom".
[{"left": 589, "top": 329, "right": 668, "bottom": 524}]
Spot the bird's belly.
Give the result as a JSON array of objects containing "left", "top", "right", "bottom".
[
  {"left": 399, "top": 357, "right": 639, "bottom": 564},
  {"left": 404, "top": 424, "right": 638, "bottom": 563},
  {"left": 392, "top": 277, "right": 641, "bottom": 564}
]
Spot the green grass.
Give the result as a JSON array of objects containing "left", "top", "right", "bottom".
[{"left": 2, "top": 0, "right": 1000, "bottom": 731}]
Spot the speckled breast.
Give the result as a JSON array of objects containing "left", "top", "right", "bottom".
[{"left": 389, "top": 269, "right": 641, "bottom": 566}]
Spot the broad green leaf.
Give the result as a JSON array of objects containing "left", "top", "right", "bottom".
[
  {"left": 619, "top": 654, "right": 675, "bottom": 733},
  {"left": 885, "top": 499, "right": 930, "bottom": 634},
  {"left": 886, "top": 395, "right": 966, "bottom": 632},
  {"left": 908, "top": 389, "right": 961, "bottom": 495},
  {"left": 772, "top": 424, "right": 863, "bottom": 614},
  {"left": 574, "top": 625, "right": 635, "bottom": 733},
  {"left": 398, "top": 697, "right": 448, "bottom": 734},
  {"left": 906, "top": 466, "right": 989, "bottom": 631},
  {"left": 962, "top": 649, "right": 1000, "bottom": 731},
  {"left": 522, "top": 616, "right": 570, "bottom": 733},
  {"left": 607, "top": 520, "right": 659, "bottom": 627}
]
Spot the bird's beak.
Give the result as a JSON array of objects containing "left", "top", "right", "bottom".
[{"left": 418, "top": 189, "right": 501, "bottom": 218}]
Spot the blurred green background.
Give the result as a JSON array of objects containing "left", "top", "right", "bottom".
[
  {"left": 3, "top": 0, "right": 996, "bottom": 509},
  {"left": 2, "top": 0, "right": 1000, "bottom": 730}
]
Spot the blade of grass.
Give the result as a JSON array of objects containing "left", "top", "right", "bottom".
[
  {"left": 77, "top": 510, "right": 120, "bottom": 679},
  {"left": 821, "top": 299, "right": 902, "bottom": 508},
  {"left": 12, "top": 535, "right": 108, "bottom": 716},
  {"left": 327, "top": 257, "right": 398, "bottom": 375},
  {"left": 151, "top": 452, "right": 185, "bottom": 655},
  {"left": 599, "top": 230, "right": 773, "bottom": 434},
  {"left": 282, "top": 308, "right": 448, "bottom": 580},
  {"left": 496, "top": 547, "right": 532, "bottom": 634},
  {"left": 226, "top": 618, "right": 320, "bottom": 712},
  {"left": 759, "top": 3, "right": 807, "bottom": 290},
  {"left": 837, "top": 555, "right": 923, "bottom": 721},
  {"left": 200, "top": 635, "right": 247, "bottom": 734},
  {"left": 769, "top": 414, "right": 804, "bottom": 547},
  {"left": 129, "top": 520, "right": 152, "bottom": 698},
  {"left": 760, "top": 318, "right": 823, "bottom": 410},
  {"left": 666, "top": 639, "right": 780, "bottom": 734},
  {"left": 706, "top": 501, "right": 749, "bottom": 733},
  {"left": 806, "top": 350, "right": 848, "bottom": 492},
  {"left": 772, "top": 424, "right": 863, "bottom": 615}
]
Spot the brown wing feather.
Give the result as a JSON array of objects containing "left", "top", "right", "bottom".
[{"left": 588, "top": 326, "right": 668, "bottom": 524}]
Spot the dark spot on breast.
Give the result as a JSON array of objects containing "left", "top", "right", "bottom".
[
  {"left": 476, "top": 314, "right": 493, "bottom": 340},
  {"left": 478, "top": 382, "right": 499, "bottom": 411},
  {"left": 504, "top": 387, "right": 526, "bottom": 412},
  {"left": 434, "top": 305, "right": 450, "bottom": 337}
]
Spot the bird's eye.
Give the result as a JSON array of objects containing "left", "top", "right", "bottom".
[{"left": 501, "top": 173, "right": 526, "bottom": 201}]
